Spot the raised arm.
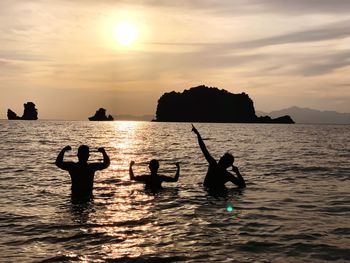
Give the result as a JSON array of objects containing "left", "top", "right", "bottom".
[
  {"left": 91, "top": 147, "right": 110, "bottom": 171},
  {"left": 161, "top": 162, "right": 180, "bottom": 182},
  {"left": 55, "top": 146, "right": 74, "bottom": 170},
  {"left": 229, "top": 165, "right": 246, "bottom": 188},
  {"left": 192, "top": 125, "right": 216, "bottom": 165},
  {"left": 129, "top": 161, "right": 147, "bottom": 182},
  {"left": 129, "top": 161, "right": 136, "bottom": 180}
]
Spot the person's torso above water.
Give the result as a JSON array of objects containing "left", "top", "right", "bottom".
[
  {"left": 204, "top": 163, "right": 231, "bottom": 189},
  {"left": 68, "top": 163, "right": 96, "bottom": 197}
]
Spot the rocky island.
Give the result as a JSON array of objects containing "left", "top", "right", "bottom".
[
  {"left": 7, "top": 102, "right": 38, "bottom": 120},
  {"left": 155, "top": 85, "right": 294, "bottom": 124},
  {"left": 89, "top": 108, "right": 114, "bottom": 121}
]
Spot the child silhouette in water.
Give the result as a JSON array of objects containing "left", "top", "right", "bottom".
[
  {"left": 129, "top": 160, "right": 180, "bottom": 191},
  {"left": 56, "top": 145, "right": 110, "bottom": 200},
  {"left": 192, "top": 125, "right": 246, "bottom": 190}
]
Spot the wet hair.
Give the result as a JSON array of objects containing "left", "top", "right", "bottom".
[
  {"left": 219, "top": 152, "right": 234, "bottom": 167},
  {"left": 223, "top": 152, "right": 234, "bottom": 163},
  {"left": 149, "top": 159, "right": 159, "bottom": 171},
  {"left": 77, "top": 145, "right": 90, "bottom": 162}
]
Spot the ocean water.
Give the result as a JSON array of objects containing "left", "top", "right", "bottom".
[{"left": 0, "top": 120, "right": 349, "bottom": 262}]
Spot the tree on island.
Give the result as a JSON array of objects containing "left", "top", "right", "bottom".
[
  {"left": 89, "top": 108, "right": 114, "bottom": 121},
  {"left": 155, "top": 85, "right": 294, "bottom": 124},
  {"left": 7, "top": 102, "right": 38, "bottom": 120}
]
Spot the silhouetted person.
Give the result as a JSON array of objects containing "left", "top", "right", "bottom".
[
  {"left": 192, "top": 125, "right": 246, "bottom": 190},
  {"left": 56, "top": 145, "right": 110, "bottom": 200},
  {"left": 129, "top": 160, "right": 180, "bottom": 192}
]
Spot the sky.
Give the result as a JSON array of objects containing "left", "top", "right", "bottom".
[{"left": 1, "top": 0, "right": 350, "bottom": 120}]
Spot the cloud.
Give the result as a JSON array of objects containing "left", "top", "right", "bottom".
[
  {"left": 297, "top": 50, "right": 350, "bottom": 76},
  {"left": 149, "top": 19, "right": 350, "bottom": 51},
  {"left": 109, "top": 0, "right": 350, "bottom": 15},
  {"left": 148, "top": 19, "right": 350, "bottom": 76},
  {"left": 245, "top": 0, "right": 350, "bottom": 15},
  {"left": 144, "top": 20, "right": 350, "bottom": 78},
  {"left": 146, "top": 18, "right": 350, "bottom": 55},
  {"left": 231, "top": 19, "right": 350, "bottom": 49},
  {"left": 6, "top": 0, "right": 350, "bottom": 16}
]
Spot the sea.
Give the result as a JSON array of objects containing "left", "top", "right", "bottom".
[{"left": 0, "top": 120, "right": 349, "bottom": 263}]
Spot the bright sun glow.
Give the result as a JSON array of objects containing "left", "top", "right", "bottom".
[{"left": 114, "top": 21, "right": 138, "bottom": 46}]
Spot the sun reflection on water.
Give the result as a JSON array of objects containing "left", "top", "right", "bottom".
[
  {"left": 91, "top": 121, "right": 161, "bottom": 258},
  {"left": 96, "top": 187, "right": 158, "bottom": 258},
  {"left": 106, "top": 121, "right": 149, "bottom": 179}
]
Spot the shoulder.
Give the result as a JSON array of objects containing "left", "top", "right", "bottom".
[
  {"left": 159, "top": 175, "right": 169, "bottom": 180},
  {"left": 89, "top": 162, "right": 108, "bottom": 171},
  {"left": 208, "top": 157, "right": 217, "bottom": 165},
  {"left": 58, "top": 161, "right": 76, "bottom": 171},
  {"left": 208, "top": 161, "right": 218, "bottom": 169},
  {"left": 159, "top": 175, "right": 177, "bottom": 182},
  {"left": 135, "top": 174, "right": 150, "bottom": 181}
]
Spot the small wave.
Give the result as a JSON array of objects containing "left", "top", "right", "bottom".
[
  {"left": 286, "top": 242, "right": 350, "bottom": 261},
  {"left": 330, "top": 227, "right": 350, "bottom": 236},
  {"left": 236, "top": 240, "right": 282, "bottom": 252},
  {"left": 40, "top": 254, "right": 82, "bottom": 263},
  {"left": 6, "top": 231, "right": 125, "bottom": 247},
  {"left": 104, "top": 255, "right": 189, "bottom": 263},
  {"left": 280, "top": 233, "right": 324, "bottom": 241},
  {"left": 319, "top": 206, "right": 350, "bottom": 215},
  {"left": 0, "top": 212, "right": 38, "bottom": 222}
]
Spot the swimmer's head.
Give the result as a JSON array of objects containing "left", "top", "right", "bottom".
[
  {"left": 149, "top": 159, "right": 159, "bottom": 173},
  {"left": 77, "top": 145, "right": 90, "bottom": 163},
  {"left": 218, "top": 152, "right": 234, "bottom": 168}
]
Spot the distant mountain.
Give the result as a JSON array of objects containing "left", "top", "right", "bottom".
[
  {"left": 257, "top": 107, "right": 350, "bottom": 124},
  {"left": 113, "top": 114, "right": 154, "bottom": 121},
  {"left": 255, "top": 110, "right": 268, "bottom": 117}
]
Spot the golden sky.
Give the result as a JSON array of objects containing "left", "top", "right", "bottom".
[{"left": 1, "top": 0, "right": 350, "bottom": 119}]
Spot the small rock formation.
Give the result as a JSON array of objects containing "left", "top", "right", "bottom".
[
  {"left": 7, "top": 102, "right": 38, "bottom": 120},
  {"left": 155, "top": 85, "right": 294, "bottom": 124},
  {"left": 89, "top": 108, "right": 114, "bottom": 121},
  {"left": 7, "top": 109, "right": 21, "bottom": 120}
]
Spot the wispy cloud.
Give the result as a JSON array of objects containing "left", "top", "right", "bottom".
[
  {"left": 230, "top": 19, "right": 350, "bottom": 49},
  {"left": 148, "top": 19, "right": 350, "bottom": 50},
  {"left": 108, "top": 0, "right": 350, "bottom": 15}
]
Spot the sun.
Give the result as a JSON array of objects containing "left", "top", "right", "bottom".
[{"left": 113, "top": 21, "right": 138, "bottom": 46}]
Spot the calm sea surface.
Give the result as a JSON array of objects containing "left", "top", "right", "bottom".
[{"left": 0, "top": 121, "right": 349, "bottom": 262}]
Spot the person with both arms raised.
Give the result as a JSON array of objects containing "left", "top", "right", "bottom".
[
  {"left": 129, "top": 159, "right": 180, "bottom": 192},
  {"left": 191, "top": 124, "right": 246, "bottom": 191},
  {"left": 56, "top": 145, "right": 110, "bottom": 200}
]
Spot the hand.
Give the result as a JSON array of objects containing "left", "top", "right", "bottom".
[
  {"left": 191, "top": 124, "right": 199, "bottom": 135},
  {"left": 130, "top": 161, "right": 135, "bottom": 166},
  {"left": 63, "top": 145, "right": 71, "bottom": 151},
  {"left": 175, "top": 162, "right": 180, "bottom": 168},
  {"left": 232, "top": 165, "right": 239, "bottom": 173},
  {"left": 97, "top": 147, "right": 105, "bottom": 153}
]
